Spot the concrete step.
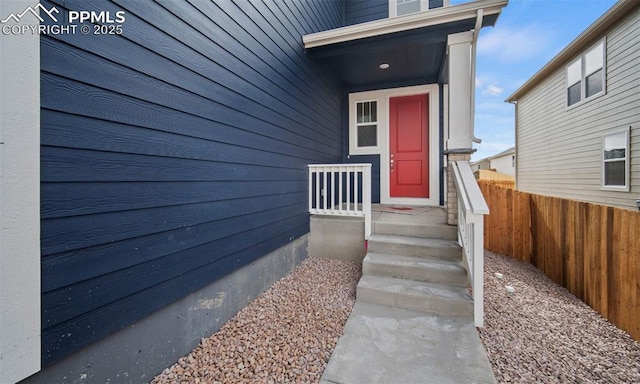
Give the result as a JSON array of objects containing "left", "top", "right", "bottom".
[
  {"left": 320, "top": 302, "right": 496, "bottom": 384},
  {"left": 373, "top": 221, "right": 457, "bottom": 240},
  {"left": 357, "top": 275, "right": 473, "bottom": 318},
  {"left": 367, "top": 234, "right": 461, "bottom": 261},
  {"left": 363, "top": 252, "right": 468, "bottom": 287}
]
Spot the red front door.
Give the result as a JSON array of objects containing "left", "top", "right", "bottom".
[{"left": 389, "top": 94, "right": 429, "bottom": 198}]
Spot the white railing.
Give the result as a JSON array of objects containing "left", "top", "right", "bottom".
[
  {"left": 308, "top": 164, "right": 372, "bottom": 239},
  {"left": 452, "top": 160, "right": 489, "bottom": 327}
]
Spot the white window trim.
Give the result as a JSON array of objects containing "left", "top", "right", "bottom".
[
  {"left": 566, "top": 38, "right": 606, "bottom": 109},
  {"left": 389, "top": 0, "right": 429, "bottom": 17},
  {"left": 600, "top": 127, "right": 631, "bottom": 192},
  {"left": 348, "top": 84, "right": 440, "bottom": 206},
  {"left": 601, "top": 128, "right": 630, "bottom": 192},
  {"left": 350, "top": 98, "right": 380, "bottom": 154}
]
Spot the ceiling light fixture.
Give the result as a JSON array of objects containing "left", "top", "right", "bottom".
[{"left": 379, "top": 63, "right": 390, "bottom": 70}]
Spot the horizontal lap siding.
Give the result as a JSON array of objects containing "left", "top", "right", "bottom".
[
  {"left": 41, "top": 0, "right": 344, "bottom": 365},
  {"left": 516, "top": 7, "right": 640, "bottom": 210},
  {"left": 345, "top": 0, "right": 387, "bottom": 25}
]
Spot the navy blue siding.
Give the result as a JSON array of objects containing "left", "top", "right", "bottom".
[
  {"left": 345, "top": 0, "right": 387, "bottom": 25},
  {"left": 41, "top": 0, "right": 344, "bottom": 365}
]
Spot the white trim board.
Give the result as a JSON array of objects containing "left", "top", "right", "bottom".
[
  {"left": 349, "top": 84, "right": 441, "bottom": 206},
  {"left": 0, "top": 1, "right": 42, "bottom": 382}
]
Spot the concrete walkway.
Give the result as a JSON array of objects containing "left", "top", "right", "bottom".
[
  {"left": 320, "top": 301, "right": 496, "bottom": 384},
  {"left": 319, "top": 205, "right": 496, "bottom": 383}
]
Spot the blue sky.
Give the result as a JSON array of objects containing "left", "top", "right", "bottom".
[{"left": 455, "top": 0, "right": 618, "bottom": 161}]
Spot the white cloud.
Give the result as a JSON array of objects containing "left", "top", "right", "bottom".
[
  {"left": 483, "top": 84, "right": 503, "bottom": 96},
  {"left": 476, "top": 73, "right": 511, "bottom": 97},
  {"left": 478, "top": 24, "right": 555, "bottom": 63}
]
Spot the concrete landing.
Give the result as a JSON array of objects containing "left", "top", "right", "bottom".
[{"left": 320, "top": 302, "right": 496, "bottom": 384}]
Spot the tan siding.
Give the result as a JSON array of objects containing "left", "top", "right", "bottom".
[{"left": 516, "top": 6, "right": 640, "bottom": 210}]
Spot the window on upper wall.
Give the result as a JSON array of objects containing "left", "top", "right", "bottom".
[
  {"left": 566, "top": 40, "right": 605, "bottom": 107},
  {"left": 389, "top": 0, "right": 441, "bottom": 17},
  {"left": 602, "top": 129, "right": 629, "bottom": 190},
  {"left": 397, "top": 0, "right": 421, "bottom": 15}
]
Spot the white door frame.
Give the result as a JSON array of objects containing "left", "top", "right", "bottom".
[{"left": 348, "top": 84, "right": 440, "bottom": 206}]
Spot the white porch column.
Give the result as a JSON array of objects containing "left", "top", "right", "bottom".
[
  {"left": 446, "top": 31, "right": 474, "bottom": 152},
  {"left": 0, "top": 1, "right": 42, "bottom": 382},
  {"left": 445, "top": 31, "right": 474, "bottom": 224}
]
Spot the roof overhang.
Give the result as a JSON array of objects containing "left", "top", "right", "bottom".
[
  {"left": 506, "top": 0, "right": 638, "bottom": 102},
  {"left": 303, "top": 0, "right": 507, "bottom": 89}
]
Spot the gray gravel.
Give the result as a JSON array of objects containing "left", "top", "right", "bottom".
[
  {"left": 479, "top": 250, "right": 640, "bottom": 383},
  {"left": 151, "top": 251, "right": 640, "bottom": 384},
  {"left": 150, "top": 257, "right": 360, "bottom": 384}
]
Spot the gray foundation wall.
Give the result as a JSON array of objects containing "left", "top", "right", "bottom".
[
  {"left": 309, "top": 216, "right": 367, "bottom": 263},
  {"left": 21, "top": 236, "right": 308, "bottom": 384}
]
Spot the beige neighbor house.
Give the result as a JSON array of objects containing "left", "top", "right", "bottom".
[
  {"left": 506, "top": 0, "right": 639, "bottom": 210},
  {"left": 471, "top": 146, "right": 515, "bottom": 177}
]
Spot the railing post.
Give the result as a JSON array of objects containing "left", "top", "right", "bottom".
[
  {"left": 346, "top": 169, "right": 351, "bottom": 213},
  {"left": 308, "top": 166, "right": 313, "bottom": 213},
  {"left": 338, "top": 168, "right": 343, "bottom": 213},
  {"left": 363, "top": 165, "right": 371, "bottom": 239},
  {"left": 314, "top": 169, "right": 320, "bottom": 213},
  {"left": 323, "top": 168, "right": 328, "bottom": 211}
]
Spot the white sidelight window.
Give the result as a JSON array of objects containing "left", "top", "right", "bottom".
[
  {"left": 602, "top": 129, "right": 629, "bottom": 190},
  {"left": 356, "top": 100, "right": 378, "bottom": 148},
  {"left": 566, "top": 39, "right": 605, "bottom": 107},
  {"left": 349, "top": 94, "right": 382, "bottom": 155}
]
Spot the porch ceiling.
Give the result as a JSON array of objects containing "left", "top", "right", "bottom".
[{"left": 303, "top": 0, "right": 506, "bottom": 88}]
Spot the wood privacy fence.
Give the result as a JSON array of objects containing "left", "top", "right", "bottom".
[
  {"left": 478, "top": 179, "right": 514, "bottom": 189},
  {"left": 475, "top": 170, "right": 515, "bottom": 189},
  {"left": 478, "top": 181, "right": 640, "bottom": 341}
]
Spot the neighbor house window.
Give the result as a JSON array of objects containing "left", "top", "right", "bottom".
[
  {"left": 603, "top": 129, "right": 629, "bottom": 190},
  {"left": 356, "top": 101, "right": 378, "bottom": 147},
  {"left": 566, "top": 40, "right": 605, "bottom": 107}
]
